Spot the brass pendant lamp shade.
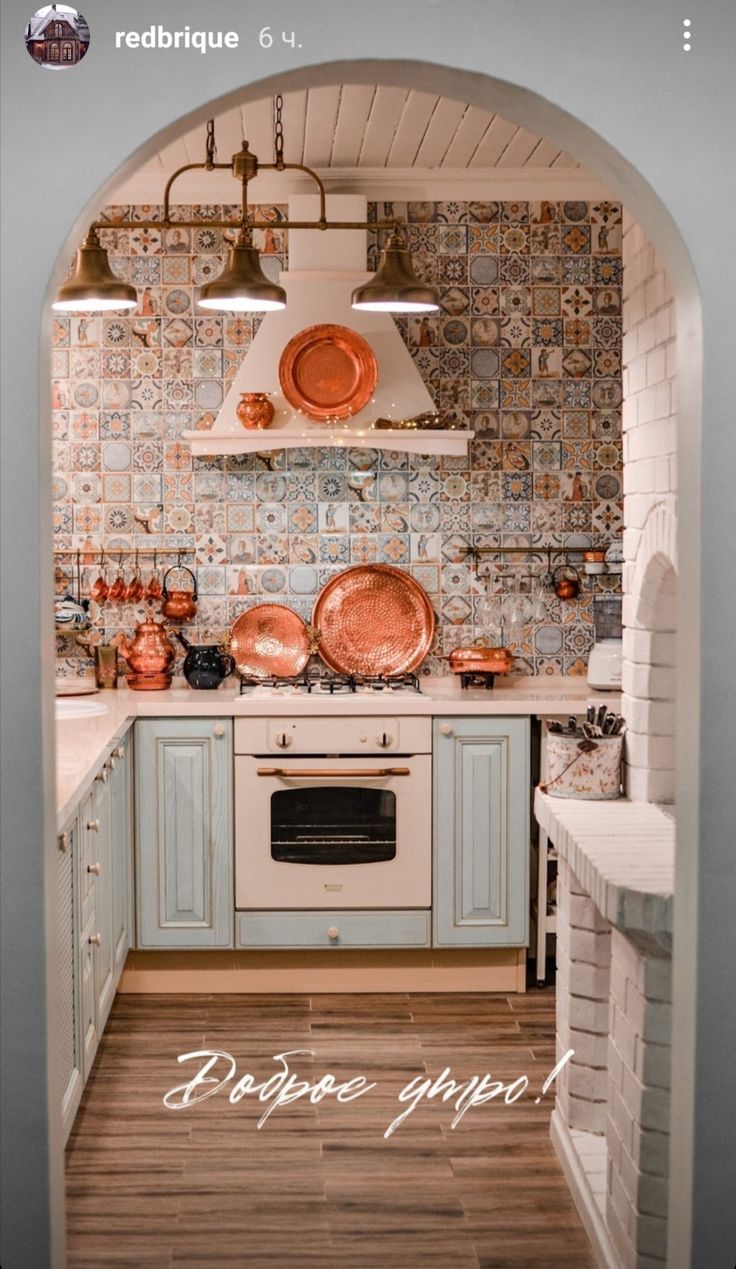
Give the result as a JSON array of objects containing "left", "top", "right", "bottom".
[
  {"left": 351, "top": 231, "right": 439, "bottom": 313},
  {"left": 197, "top": 231, "right": 286, "bottom": 312},
  {"left": 52, "top": 228, "right": 137, "bottom": 312}
]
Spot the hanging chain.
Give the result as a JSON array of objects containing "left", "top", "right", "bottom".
[
  {"left": 205, "top": 119, "right": 217, "bottom": 168},
  {"left": 273, "top": 94, "right": 285, "bottom": 168}
]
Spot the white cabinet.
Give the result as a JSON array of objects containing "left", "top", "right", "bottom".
[
  {"left": 56, "top": 729, "right": 134, "bottom": 1139},
  {"left": 56, "top": 818, "right": 83, "bottom": 1140}
]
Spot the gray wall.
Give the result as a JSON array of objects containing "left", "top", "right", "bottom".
[{"left": 1, "top": 2, "right": 735, "bottom": 1265}]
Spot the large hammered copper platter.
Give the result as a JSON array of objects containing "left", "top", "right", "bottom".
[
  {"left": 278, "top": 324, "right": 377, "bottom": 421},
  {"left": 230, "top": 605, "right": 311, "bottom": 679},
  {"left": 313, "top": 565, "right": 435, "bottom": 676}
]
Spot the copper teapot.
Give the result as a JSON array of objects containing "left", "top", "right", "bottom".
[
  {"left": 161, "top": 565, "right": 198, "bottom": 621},
  {"left": 115, "top": 615, "right": 175, "bottom": 690}
]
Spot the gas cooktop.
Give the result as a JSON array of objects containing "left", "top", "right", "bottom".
[{"left": 239, "top": 668, "right": 423, "bottom": 697}]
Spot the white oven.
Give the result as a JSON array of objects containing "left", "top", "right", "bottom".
[{"left": 234, "top": 716, "right": 431, "bottom": 910}]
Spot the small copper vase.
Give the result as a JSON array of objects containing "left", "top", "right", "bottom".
[{"left": 236, "top": 392, "right": 274, "bottom": 431}]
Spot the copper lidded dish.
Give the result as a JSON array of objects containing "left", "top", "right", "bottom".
[
  {"left": 312, "top": 564, "right": 435, "bottom": 677},
  {"left": 447, "top": 645, "right": 514, "bottom": 676},
  {"left": 230, "top": 604, "right": 314, "bottom": 679},
  {"left": 278, "top": 324, "right": 377, "bottom": 421}
]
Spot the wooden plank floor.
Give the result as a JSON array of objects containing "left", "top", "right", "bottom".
[{"left": 65, "top": 991, "right": 595, "bottom": 1269}]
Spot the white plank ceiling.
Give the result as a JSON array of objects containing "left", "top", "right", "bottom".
[{"left": 111, "top": 85, "right": 610, "bottom": 204}]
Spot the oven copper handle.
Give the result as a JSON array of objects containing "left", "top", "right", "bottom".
[{"left": 256, "top": 767, "right": 411, "bottom": 778}]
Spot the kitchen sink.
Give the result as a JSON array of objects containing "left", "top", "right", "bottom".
[{"left": 55, "top": 697, "right": 109, "bottom": 720}]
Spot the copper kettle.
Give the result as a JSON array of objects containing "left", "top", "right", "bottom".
[
  {"left": 161, "top": 565, "right": 198, "bottom": 621},
  {"left": 115, "top": 615, "right": 175, "bottom": 690}
]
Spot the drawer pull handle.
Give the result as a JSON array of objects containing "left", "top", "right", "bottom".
[
  {"left": 87, "top": 819, "right": 100, "bottom": 833},
  {"left": 256, "top": 767, "right": 411, "bottom": 779},
  {"left": 327, "top": 927, "right": 340, "bottom": 941},
  {"left": 440, "top": 723, "right": 454, "bottom": 737},
  {"left": 88, "top": 933, "right": 102, "bottom": 947},
  {"left": 87, "top": 862, "right": 102, "bottom": 876}
]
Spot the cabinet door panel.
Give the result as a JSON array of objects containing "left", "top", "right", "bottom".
[
  {"left": 79, "top": 909, "right": 98, "bottom": 1081},
  {"left": 136, "top": 720, "right": 233, "bottom": 948},
  {"left": 110, "top": 735, "right": 133, "bottom": 979},
  {"left": 433, "top": 717, "right": 529, "bottom": 947},
  {"left": 90, "top": 773, "right": 115, "bottom": 1029},
  {"left": 57, "top": 820, "right": 83, "bottom": 1141}
]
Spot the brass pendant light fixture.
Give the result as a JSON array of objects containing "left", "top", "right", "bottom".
[
  {"left": 53, "top": 100, "right": 439, "bottom": 315},
  {"left": 351, "top": 229, "right": 438, "bottom": 313},
  {"left": 53, "top": 227, "right": 137, "bottom": 312},
  {"left": 198, "top": 228, "right": 286, "bottom": 312}
]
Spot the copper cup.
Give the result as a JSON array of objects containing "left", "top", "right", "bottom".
[
  {"left": 108, "top": 568, "right": 127, "bottom": 603},
  {"left": 89, "top": 569, "right": 109, "bottom": 604},
  {"left": 146, "top": 567, "right": 162, "bottom": 601},
  {"left": 125, "top": 567, "right": 144, "bottom": 603}
]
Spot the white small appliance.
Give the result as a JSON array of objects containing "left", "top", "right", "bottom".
[{"left": 588, "top": 596, "right": 623, "bottom": 690}]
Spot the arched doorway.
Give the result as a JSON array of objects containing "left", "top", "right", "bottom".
[{"left": 5, "top": 54, "right": 708, "bottom": 1269}]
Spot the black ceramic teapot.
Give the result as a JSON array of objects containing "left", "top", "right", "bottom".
[{"left": 175, "top": 632, "right": 235, "bottom": 690}]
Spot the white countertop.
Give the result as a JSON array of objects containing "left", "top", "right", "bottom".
[
  {"left": 56, "top": 675, "right": 618, "bottom": 828},
  {"left": 534, "top": 788, "right": 674, "bottom": 946}
]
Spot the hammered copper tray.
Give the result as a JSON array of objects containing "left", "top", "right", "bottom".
[
  {"left": 278, "top": 324, "right": 377, "bottom": 421},
  {"left": 231, "top": 605, "right": 311, "bottom": 679},
  {"left": 312, "top": 565, "right": 435, "bottom": 676}
]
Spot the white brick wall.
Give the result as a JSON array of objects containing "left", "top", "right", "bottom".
[
  {"left": 606, "top": 928, "right": 672, "bottom": 1266},
  {"left": 621, "top": 214, "right": 678, "bottom": 803},
  {"left": 556, "top": 860, "right": 611, "bottom": 1135}
]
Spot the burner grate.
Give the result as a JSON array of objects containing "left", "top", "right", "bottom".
[{"left": 239, "top": 668, "right": 423, "bottom": 695}]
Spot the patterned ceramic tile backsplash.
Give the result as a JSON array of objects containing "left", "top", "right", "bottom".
[{"left": 53, "top": 199, "right": 623, "bottom": 677}]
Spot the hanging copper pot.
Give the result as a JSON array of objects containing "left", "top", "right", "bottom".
[
  {"left": 161, "top": 565, "right": 198, "bottom": 621},
  {"left": 553, "top": 565, "right": 581, "bottom": 601}
]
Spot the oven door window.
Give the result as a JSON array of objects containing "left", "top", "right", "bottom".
[{"left": 270, "top": 786, "right": 397, "bottom": 865}]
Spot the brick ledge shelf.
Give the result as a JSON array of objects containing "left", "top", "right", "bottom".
[{"left": 534, "top": 790, "right": 674, "bottom": 949}]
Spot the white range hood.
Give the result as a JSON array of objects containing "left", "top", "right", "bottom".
[{"left": 184, "top": 195, "right": 473, "bottom": 457}]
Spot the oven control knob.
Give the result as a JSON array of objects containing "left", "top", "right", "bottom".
[
  {"left": 376, "top": 732, "right": 393, "bottom": 748},
  {"left": 327, "top": 927, "right": 340, "bottom": 941},
  {"left": 275, "top": 732, "right": 293, "bottom": 749}
]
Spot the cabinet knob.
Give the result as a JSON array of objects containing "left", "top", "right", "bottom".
[
  {"left": 108, "top": 756, "right": 117, "bottom": 770},
  {"left": 87, "top": 862, "right": 102, "bottom": 876},
  {"left": 275, "top": 732, "right": 293, "bottom": 749},
  {"left": 440, "top": 723, "right": 454, "bottom": 737},
  {"left": 327, "top": 927, "right": 340, "bottom": 941},
  {"left": 96, "top": 768, "right": 108, "bottom": 783},
  {"left": 88, "top": 933, "right": 102, "bottom": 946},
  {"left": 115, "top": 746, "right": 125, "bottom": 759},
  {"left": 58, "top": 831, "right": 69, "bottom": 853},
  {"left": 87, "top": 819, "right": 100, "bottom": 833},
  {"left": 213, "top": 723, "right": 225, "bottom": 737}
]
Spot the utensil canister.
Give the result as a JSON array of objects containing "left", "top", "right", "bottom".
[{"left": 543, "top": 732, "right": 623, "bottom": 799}]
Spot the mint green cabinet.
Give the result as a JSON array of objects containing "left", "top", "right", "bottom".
[
  {"left": 135, "top": 719, "right": 233, "bottom": 948},
  {"left": 109, "top": 735, "right": 133, "bottom": 979},
  {"left": 433, "top": 717, "right": 530, "bottom": 947},
  {"left": 57, "top": 816, "right": 83, "bottom": 1140}
]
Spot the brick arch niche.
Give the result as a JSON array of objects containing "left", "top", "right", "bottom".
[{"left": 623, "top": 506, "right": 678, "bottom": 805}]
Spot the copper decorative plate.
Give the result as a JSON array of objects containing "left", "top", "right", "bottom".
[
  {"left": 278, "top": 324, "right": 377, "bottom": 421},
  {"left": 313, "top": 565, "right": 435, "bottom": 676},
  {"left": 231, "top": 605, "right": 312, "bottom": 679}
]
